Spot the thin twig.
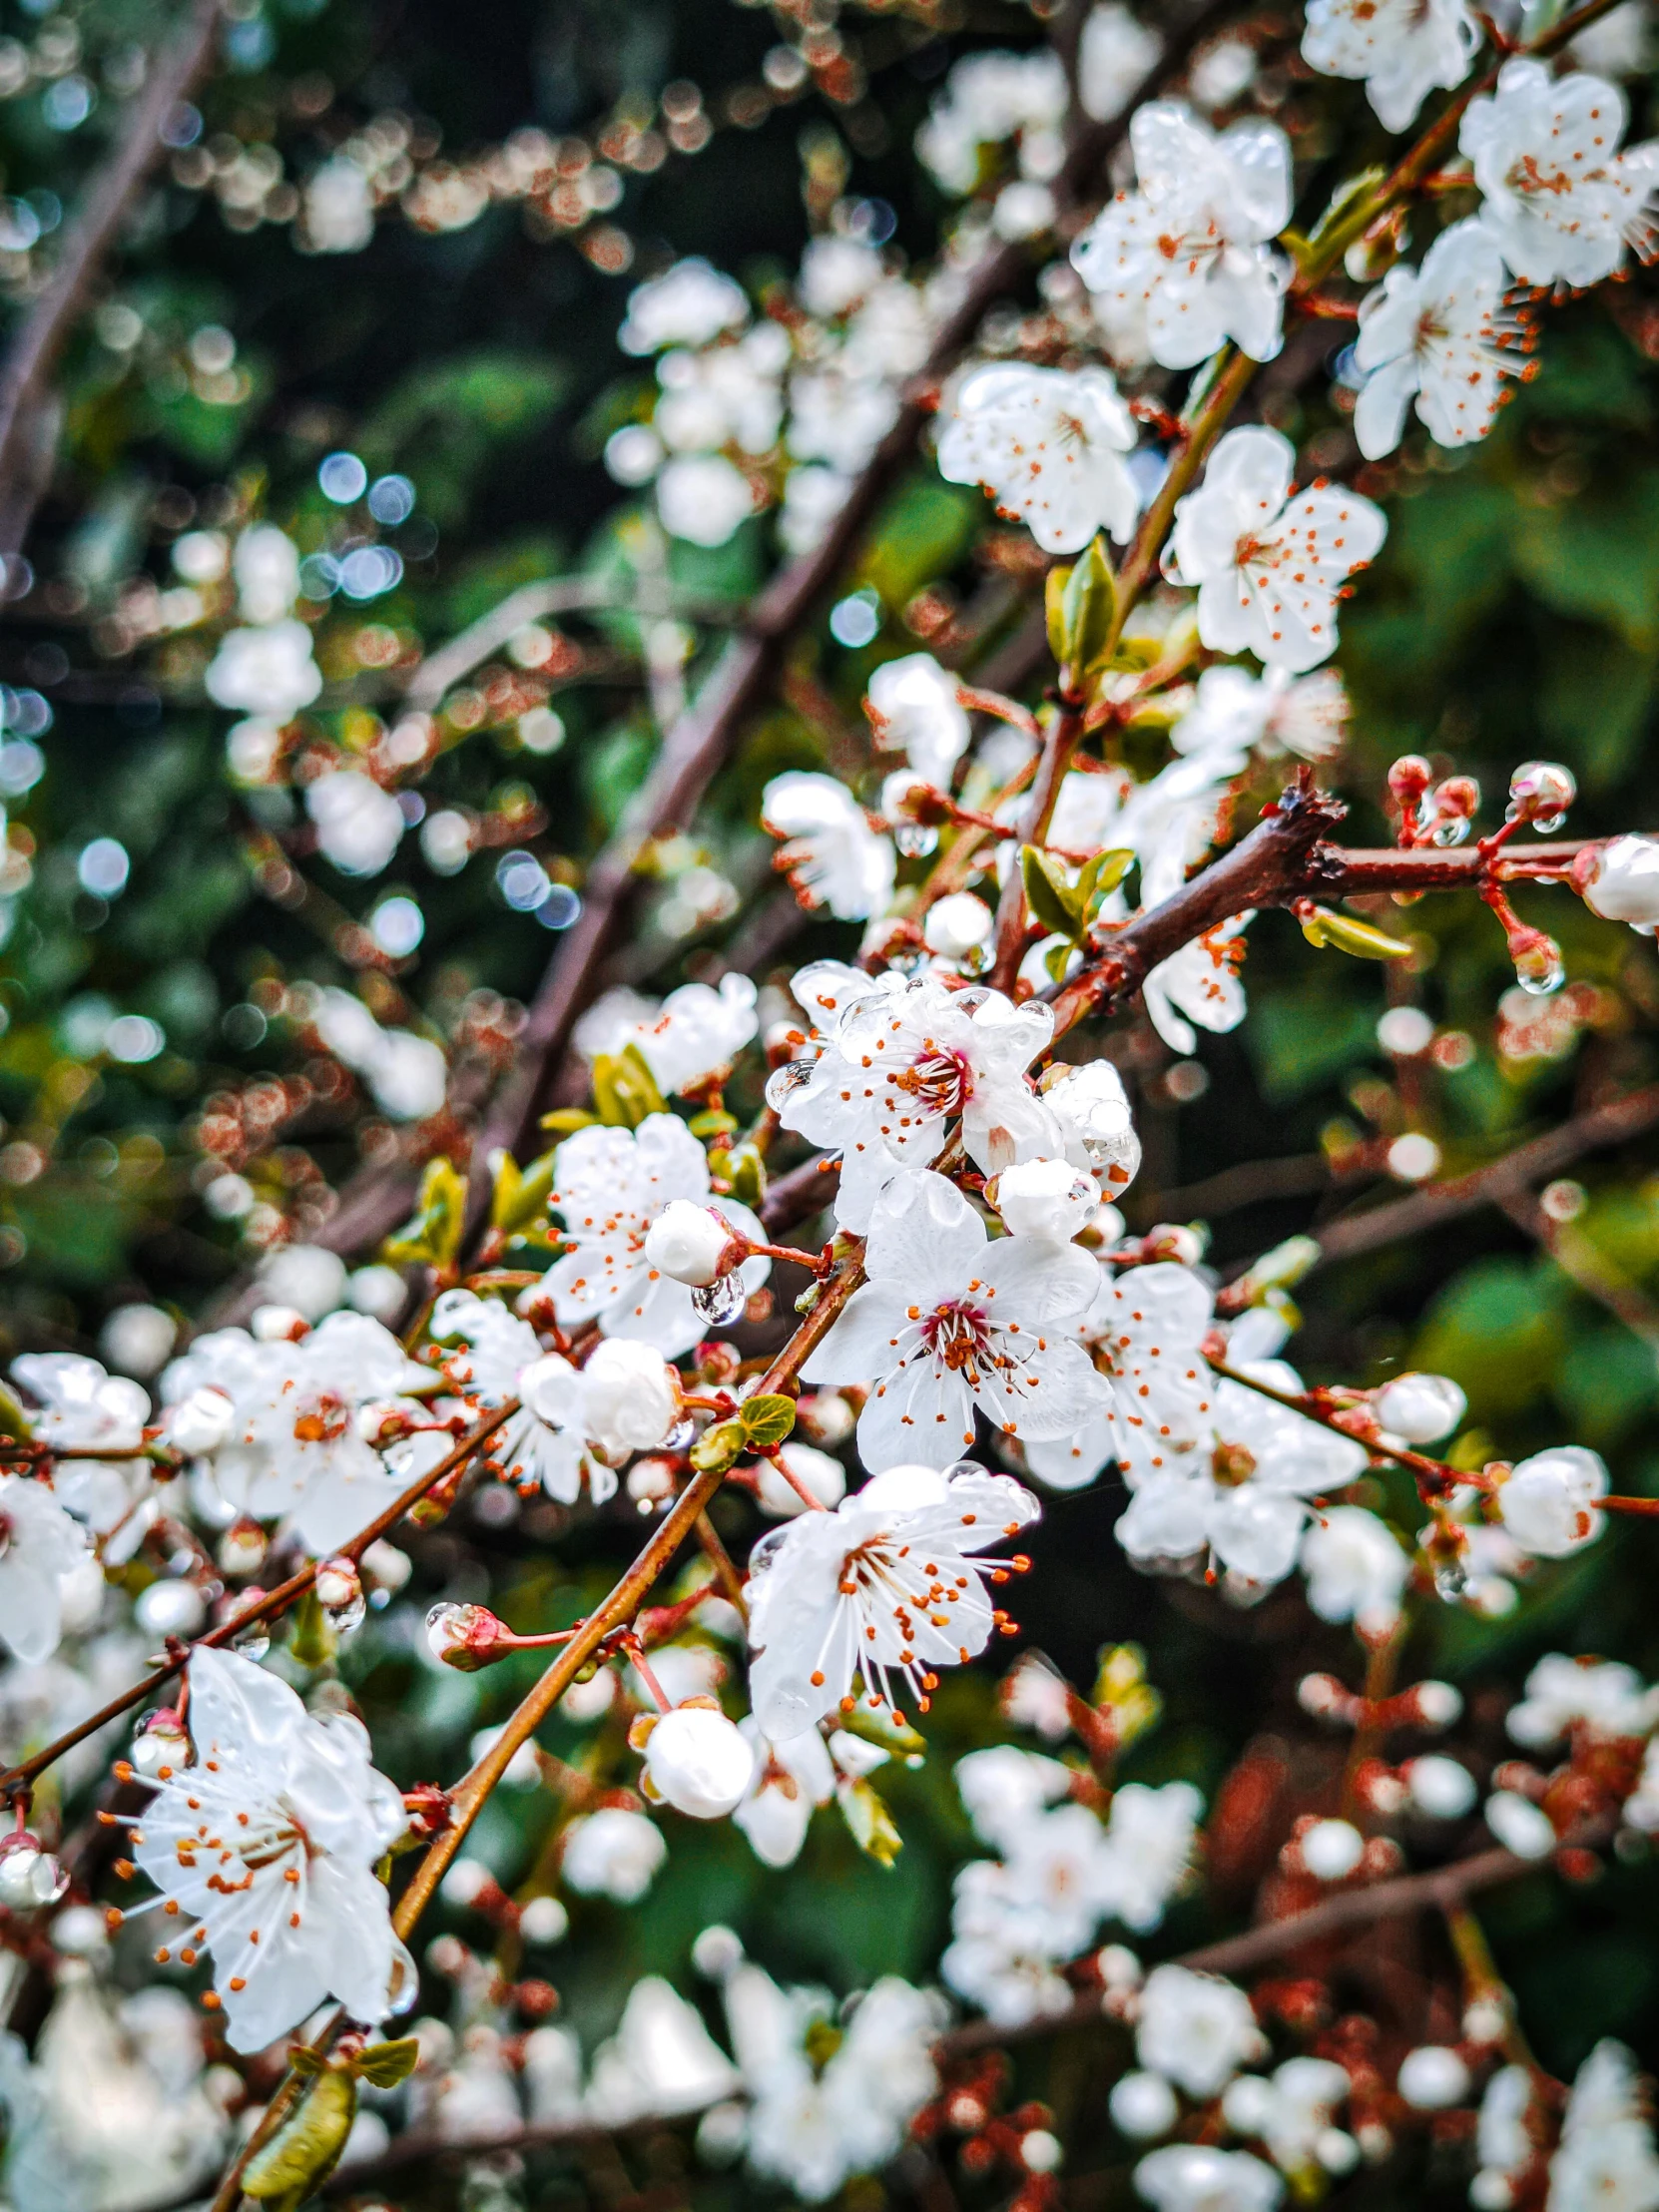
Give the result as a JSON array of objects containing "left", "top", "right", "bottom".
[{"left": 0, "top": 0, "right": 222, "bottom": 556}]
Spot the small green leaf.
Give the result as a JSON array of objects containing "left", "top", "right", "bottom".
[
  {"left": 836, "top": 1776, "right": 902, "bottom": 1867},
  {"left": 383, "top": 1155, "right": 468, "bottom": 1268},
  {"left": 1075, "top": 845, "right": 1135, "bottom": 925},
  {"left": 0, "top": 1383, "right": 32, "bottom": 1441},
  {"left": 243, "top": 2068, "right": 357, "bottom": 2208},
  {"left": 690, "top": 1419, "right": 746, "bottom": 1473},
  {"left": 687, "top": 1108, "right": 740, "bottom": 1139},
  {"left": 1044, "top": 562, "right": 1072, "bottom": 666},
  {"left": 541, "top": 1108, "right": 598, "bottom": 1134},
  {"left": 1058, "top": 534, "right": 1116, "bottom": 678},
  {"left": 287, "top": 1588, "right": 334, "bottom": 1669},
  {"left": 1303, "top": 165, "right": 1387, "bottom": 258},
  {"left": 1020, "top": 844, "right": 1081, "bottom": 942},
  {"left": 741, "top": 1393, "right": 797, "bottom": 1449},
  {"left": 493, "top": 1146, "right": 557, "bottom": 1236},
  {"left": 592, "top": 1044, "right": 668, "bottom": 1129},
  {"left": 722, "top": 1142, "right": 767, "bottom": 1209},
  {"left": 349, "top": 2036, "right": 421, "bottom": 2089},
  {"left": 1300, "top": 906, "right": 1412, "bottom": 960}
]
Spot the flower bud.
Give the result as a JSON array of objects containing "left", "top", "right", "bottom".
[
  {"left": 1574, "top": 834, "right": 1659, "bottom": 927},
  {"left": 578, "top": 1341, "right": 682, "bottom": 1460},
  {"left": 1408, "top": 1678, "right": 1463, "bottom": 1729},
  {"left": 131, "top": 1708, "right": 191, "bottom": 1778},
  {"left": 1484, "top": 1789, "right": 1557, "bottom": 1861},
  {"left": 1397, "top": 2045, "right": 1470, "bottom": 2111},
  {"left": 1300, "top": 1817, "right": 1365, "bottom": 1882},
  {"left": 640, "top": 1705, "right": 756, "bottom": 1818},
  {"left": 1109, "top": 2071, "right": 1177, "bottom": 2140},
  {"left": 1506, "top": 759, "right": 1575, "bottom": 830},
  {"left": 643, "top": 1200, "right": 744, "bottom": 1289},
  {"left": 1386, "top": 755, "right": 1433, "bottom": 810},
  {"left": 1491, "top": 1446, "right": 1607, "bottom": 1558},
  {"left": 1375, "top": 1372, "right": 1465, "bottom": 1444},
  {"left": 217, "top": 1516, "right": 269, "bottom": 1579},
  {"left": 1040, "top": 1058, "right": 1141, "bottom": 1189},
  {"left": 922, "top": 892, "right": 994, "bottom": 961},
  {"left": 1139, "top": 1222, "right": 1206, "bottom": 1266},
  {"left": 250, "top": 1304, "right": 308, "bottom": 1343},
  {"left": 426, "top": 1600, "right": 514, "bottom": 1671},
  {"left": 878, "top": 769, "right": 933, "bottom": 825},
  {"left": 168, "top": 1384, "right": 236, "bottom": 1455},
  {"left": 0, "top": 1838, "right": 67, "bottom": 1912},
  {"left": 993, "top": 1156, "right": 1098, "bottom": 1244},
  {"left": 1404, "top": 1755, "right": 1476, "bottom": 1820},
  {"left": 315, "top": 1555, "right": 365, "bottom": 1634}
]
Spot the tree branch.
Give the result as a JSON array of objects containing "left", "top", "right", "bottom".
[{"left": 0, "top": 0, "right": 222, "bottom": 557}]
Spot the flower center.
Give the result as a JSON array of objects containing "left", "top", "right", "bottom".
[
  {"left": 921, "top": 1300, "right": 994, "bottom": 1379},
  {"left": 291, "top": 1389, "right": 351, "bottom": 1445},
  {"left": 893, "top": 1045, "right": 970, "bottom": 1116},
  {"left": 1212, "top": 1439, "right": 1258, "bottom": 1487}
]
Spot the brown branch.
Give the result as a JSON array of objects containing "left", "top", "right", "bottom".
[
  {"left": 0, "top": 1402, "right": 513, "bottom": 1799},
  {"left": 0, "top": 0, "right": 222, "bottom": 557}
]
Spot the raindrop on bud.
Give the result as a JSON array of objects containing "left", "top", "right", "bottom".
[
  {"left": 1510, "top": 929, "right": 1564, "bottom": 997},
  {"left": 132, "top": 1708, "right": 190, "bottom": 1777},
  {"left": 425, "top": 1600, "right": 511, "bottom": 1671},
  {"left": 893, "top": 823, "right": 938, "bottom": 858},
  {"left": 691, "top": 1274, "right": 748, "bottom": 1326},
  {"left": 215, "top": 1588, "right": 271, "bottom": 1659},
  {"left": 0, "top": 1838, "right": 67, "bottom": 1912},
  {"left": 1506, "top": 759, "right": 1575, "bottom": 831},
  {"left": 315, "top": 1555, "right": 365, "bottom": 1635}
]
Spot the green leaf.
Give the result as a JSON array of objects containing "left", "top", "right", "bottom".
[
  {"left": 1020, "top": 844, "right": 1081, "bottom": 941},
  {"left": 349, "top": 2036, "right": 421, "bottom": 2089},
  {"left": 1299, "top": 906, "right": 1412, "bottom": 960},
  {"left": 721, "top": 1142, "right": 767, "bottom": 1209},
  {"left": 687, "top": 1109, "right": 740, "bottom": 1138},
  {"left": 836, "top": 1776, "right": 902, "bottom": 1867},
  {"left": 741, "top": 1393, "right": 797, "bottom": 1449},
  {"left": 287, "top": 1588, "right": 334, "bottom": 1669},
  {"left": 1302, "top": 165, "right": 1386, "bottom": 258},
  {"left": 541, "top": 1109, "right": 598, "bottom": 1134},
  {"left": 1058, "top": 534, "right": 1116, "bottom": 677},
  {"left": 592, "top": 1044, "right": 668, "bottom": 1129},
  {"left": 243, "top": 2069, "right": 357, "bottom": 2207},
  {"left": 1075, "top": 845, "right": 1134, "bottom": 925},
  {"left": 690, "top": 1419, "right": 746, "bottom": 1473},
  {"left": 492, "top": 1147, "right": 557, "bottom": 1236},
  {"left": 1045, "top": 563, "right": 1071, "bottom": 666},
  {"left": 383, "top": 1156, "right": 469, "bottom": 1268},
  {"left": 835, "top": 1702, "right": 926, "bottom": 1760}
]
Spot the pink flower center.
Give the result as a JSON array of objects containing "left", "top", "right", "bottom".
[
  {"left": 894, "top": 1046, "right": 971, "bottom": 1115},
  {"left": 291, "top": 1389, "right": 351, "bottom": 1445},
  {"left": 921, "top": 1300, "right": 994, "bottom": 1380}
]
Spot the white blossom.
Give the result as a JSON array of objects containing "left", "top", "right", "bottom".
[
  {"left": 657, "top": 454, "right": 755, "bottom": 547},
  {"left": 576, "top": 975, "right": 760, "bottom": 1094},
  {"left": 1040, "top": 1058, "right": 1143, "bottom": 1191},
  {"left": 1079, "top": 5, "right": 1163, "bottom": 123},
  {"left": 1353, "top": 221, "right": 1530, "bottom": 459},
  {"left": 1505, "top": 1653, "right": 1658, "bottom": 1747},
  {"left": 1024, "top": 1261, "right": 1216, "bottom": 1492},
  {"left": 585, "top": 1975, "right": 743, "bottom": 2121},
  {"left": 802, "top": 1168, "right": 1111, "bottom": 1466},
  {"left": 756, "top": 1441, "right": 847, "bottom": 1519},
  {"left": 733, "top": 1719, "right": 835, "bottom": 1866},
  {"left": 1167, "top": 427, "right": 1387, "bottom": 672},
  {"left": 312, "top": 987, "right": 446, "bottom": 1121},
  {"left": 768, "top": 971, "right": 1059, "bottom": 1232},
  {"left": 745, "top": 1456, "right": 1040, "bottom": 1740},
  {"left": 1302, "top": 0, "right": 1477, "bottom": 132},
  {"left": 12, "top": 1353, "right": 155, "bottom": 1551},
  {"left": 305, "top": 770, "right": 405, "bottom": 878},
  {"left": 301, "top": 157, "right": 375, "bottom": 253},
  {"left": 1491, "top": 1444, "right": 1607, "bottom": 1558},
  {"left": 619, "top": 259, "right": 749, "bottom": 354},
  {"left": 937, "top": 363, "right": 1140, "bottom": 554},
  {"left": 1299, "top": 1505, "right": 1410, "bottom": 1634},
  {"left": 866, "top": 653, "right": 971, "bottom": 790},
  {"left": 1136, "top": 1963, "right": 1267, "bottom": 2096},
  {"left": 994, "top": 1156, "right": 1100, "bottom": 1244},
  {"left": 916, "top": 50, "right": 1066, "bottom": 195},
  {"left": 205, "top": 620, "right": 322, "bottom": 720},
  {"left": 1548, "top": 2041, "right": 1659, "bottom": 2212},
  {"left": 561, "top": 1808, "right": 667, "bottom": 1902},
  {"left": 544, "top": 1114, "right": 770, "bottom": 1359},
  {"left": 1224, "top": 2056, "right": 1354, "bottom": 2178},
  {"left": 234, "top": 526, "right": 301, "bottom": 625},
  {"left": 1579, "top": 834, "right": 1659, "bottom": 927},
  {"left": 762, "top": 772, "right": 895, "bottom": 921},
  {"left": 128, "top": 1648, "right": 411, "bottom": 2051},
  {"left": 781, "top": 464, "right": 853, "bottom": 555},
  {"left": 1144, "top": 916, "right": 1254, "bottom": 1055},
  {"left": 0, "top": 1476, "right": 91, "bottom": 1664},
  {"left": 1462, "top": 60, "right": 1659, "bottom": 288},
  {"left": 1071, "top": 106, "right": 1292, "bottom": 370}
]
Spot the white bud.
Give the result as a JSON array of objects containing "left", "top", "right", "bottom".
[
  {"left": 440, "top": 1857, "right": 494, "bottom": 1908},
  {"left": 641, "top": 1705, "right": 756, "bottom": 1819},
  {"left": 643, "top": 1200, "right": 743, "bottom": 1288},
  {"left": 1097, "top": 1943, "right": 1144, "bottom": 1991},
  {"left": 1221, "top": 2075, "right": 1276, "bottom": 2133},
  {"left": 1376, "top": 1006, "right": 1434, "bottom": 1057},
  {"left": 131, "top": 1710, "right": 190, "bottom": 1777},
  {"left": 1316, "top": 2130, "right": 1362, "bottom": 2176},
  {"left": 878, "top": 768, "right": 932, "bottom": 824},
  {"left": 1484, "top": 1790, "right": 1557, "bottom": 1861},
  {"left": 0, "top": 1841, "right": 66, "bottom": 1912},
  {"left": 519, "top": 1895, "right": 569, "bottom": 1945},
  {"left": 1492, "top": 1446, "right": 1607, "bottom": 1559},
  {"left": 577, "top": 1341, "right": 682, "bottom": 1460},
  {"left": 1412, "top": 1679, "right": 1463, "bottom": 1729},
  {"left": 1021, "top": 2130, "right": 1062, "bottom": 2174},
  {"left": 923, "top": 892, "right": 994, "bottom": 960},
  {"left": 994, "top": 1156, "right": 1098, "bottom": 1244},
  {"left": 1507, "top": 759, "right": 1575, "bottom": 826},
  {"left": 135, "top": 1579, "right": 207, "bottom": 1639},
  {"left": 756, "top": 1440, "right": 846, "bottom": 1517},
  {"left": 1405, "top": 1755, "right": 1476, "bottom": 1820},
  {"left": 250, "top": 1304, "right": 309, "bottom": 1343},
  {"left": 1396, "top": 2045, "right": 1470, "bottom": 2110},
  {"left": 168, "top": 1384, "right": 236, "bottom": 1455},
  {"left": 692, "top": 1923, "right": 745, "bottom": 1981},
  {"left": 1375, "top": 1373, "right": 1465, "bottom": 1444},
  {"left": 1109, "top": 2071, "right": 1178, "bottom": 2140},
  {"left": 1301, "top": 1818, "right": 1365, "bottom": 1881},
  {"left": 1578, "top": 834, "right": 1659, "bottom": 926}
]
